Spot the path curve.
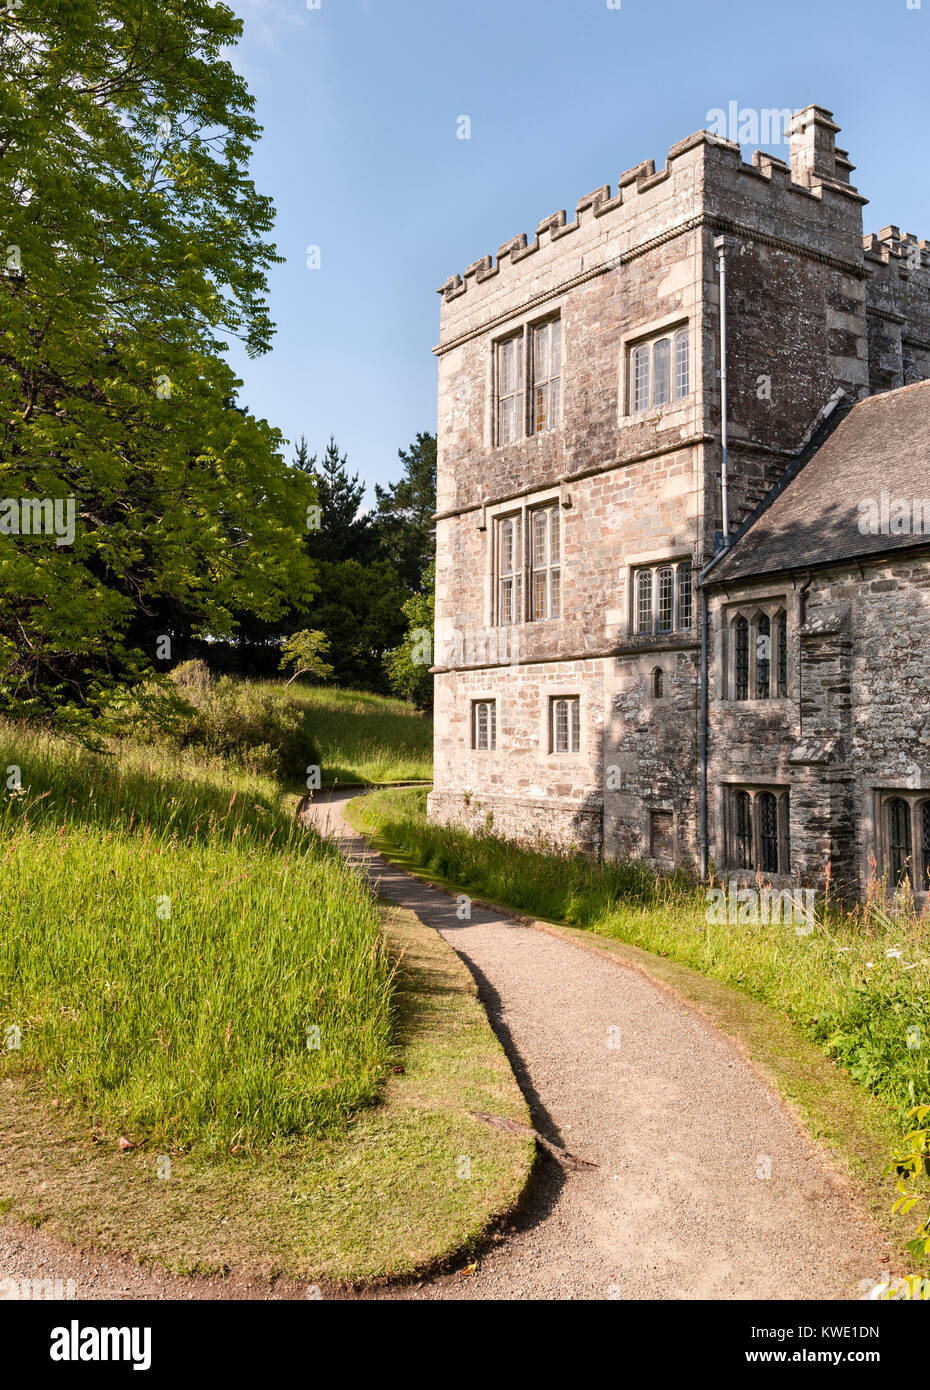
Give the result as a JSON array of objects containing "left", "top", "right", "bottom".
[
  {"left": 308, "top": 790, "right": 888, "bottom": 1301},
  {"left": 0, "top": 789, "right": 890, "bottom": 1302}
]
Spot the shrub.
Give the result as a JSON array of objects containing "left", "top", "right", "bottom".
[{"left": 166, "top": 669, "right": 318, "bottom": 780}]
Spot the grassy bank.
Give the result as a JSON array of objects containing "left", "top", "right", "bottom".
[
  {"left": 284, "top": 686, "right": 432, "bottom": 785},
  {"left": 0, "top": 720, "right": 530, "bottom": 1282},
  {"left": 0, "top": 721, "right": 392, "bottom": 1151}
]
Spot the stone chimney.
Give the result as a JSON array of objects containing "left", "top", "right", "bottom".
[{"left": 789, "top": 105, "right": 841, "bottom": 187}]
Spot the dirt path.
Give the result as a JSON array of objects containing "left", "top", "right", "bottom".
[
  {"left": 306, "top": 791, "right": 889, "bottom": 1301},
  {"left": 0, "top": 789, "right": 890, "bottom": 1302}
]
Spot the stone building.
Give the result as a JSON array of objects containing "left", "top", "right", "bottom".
[{"left": 428, "top": 104, "right": 930, "bottom": 902}]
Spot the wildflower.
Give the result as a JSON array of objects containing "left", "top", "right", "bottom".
[{"left": 886, "top": 948, "right": 903, "bottom": 959}]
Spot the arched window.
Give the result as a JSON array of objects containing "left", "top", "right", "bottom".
[
  {"left": 759, "top": 792, "right": 779, "bottom": 872},
  {"left": 656, "top": 566, "right": 674, "bottom": 633},
  {"left": 632, "top": 344, "right": 650, "bottom": 413},
  {"left": 888, "top": 798, "right": 912, "bottom": 884},
  {"left": 756, "top": 614, "right": 771, "bottom": 699},
  {"left": 636, "top": 568, "right": 653, "bottom": 634},
  {"left": 652, "top": 667, "right": 664, "bottom": 698},
  {"left": 652, "top": 338, "right": 671, "bottom": 407},
  {"left": 734, "top": 616, "right": 749, "bottom": 700},
  {"left": 922, "top": 801, "right": 930, "bottom": 891},
  {"left": 734, "top": 790, "right": 753, "bottom": 869},
  {"left": 673, "top": 329, "right": 689, "bottom": 400},
  {"left": 775, "top": 610, "right": 788, "bottom": 696}
]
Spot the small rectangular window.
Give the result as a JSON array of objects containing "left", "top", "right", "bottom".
[
  {"left": 632, "top": 344, "right": 650, "bottom": 414},
  {"left": 550, "top": 696, "right": 580, "bottom": 754},
  {"left": 472, "top": 700, "right": 496, "bottom": 751},
  {"left": 674, "top": 330, "right": 689, "bottom": 400},
  {"left": 652, "top": 338, "right": 671, "bottom": 407},
  {"left": 656, "top": 566, "right": 674, "bottom": 633},
  {"left": 649, "top": 810, "right": 674, "bottom": 861}
]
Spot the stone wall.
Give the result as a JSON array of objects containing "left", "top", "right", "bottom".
[
  {"left": 706, "top": 553, "right": 930, "bottom": 900},
  {"left": 431, "top": 103, "right": 930, "bottom": 890}
]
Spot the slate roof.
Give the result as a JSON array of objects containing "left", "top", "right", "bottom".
[{"left": 705, "top": 379, "right": 930, "bottom": 584}]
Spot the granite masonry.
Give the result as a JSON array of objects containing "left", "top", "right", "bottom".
[{"left": 429, "top": 104, "right": 930, "bottom": 903}]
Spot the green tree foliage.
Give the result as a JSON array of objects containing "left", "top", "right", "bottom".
[
  {"left": 384, "top": 562, "right": 434, "bottom": 709},
  {"left": 0, "top": 0, "right": 315, "bottom": 719},
  {"left": 373, "top": 431, "right": 436, "bottom": 591},
  {"left": 279, "top": 629, "right": 334, "bottom": 687},
  {"left": 304, "top": 436, "right": 374, "bottom": 564},
  {"left": 311, "top": 559, "right": 408, "bottom": 692}
]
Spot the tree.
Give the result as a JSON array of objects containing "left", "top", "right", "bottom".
[
  {"left": 279, "top": 630, "right": 333, "bottom": 687},
  {"left": 384, "top": 562, "right": 434, "bottom": 709},
  {"left": 310, "top": 559, "right": 408, "bottom": 692},
  {"left": 304, "top": 437, "right": 374, "bottom": 563},
  {"left": 0, "top": 0, "right": 315, "bottom": 720},
  {"left": 372, "top": 431, "right": 436, "bottom": 590}
]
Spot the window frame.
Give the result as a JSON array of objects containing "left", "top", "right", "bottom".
[
  {"left": 530, "top": 317, "right": 561, "bottom": 436},
  {"left": 876, "top": 790, "right": 930, "bottom": 894},
  {"left": 494, "top": 315, "right": 562, "bottom": 447},
  {"left": 627, "top": 324, "right": 691, "bottom": 416},
  {"left": 724, "top": 785, "right": 791, "bottom": 875},
  {"left": 471, "top": 699, "right": 497, "bottom": 752},
  {"left": 725, "top": 603, "right": 790, "bottom": 702},
  {"left": 632, "top": 558, "right": 694, "bottom": 637},
  {"left": 549, "top": 695, "right": 581, "bottom": 755},
  {"left": 496, "top": 513, "right": 522, "bottom": 627},
  {"left": 530, "top": 503, "right": 561, "bottom": 622},
  {"left": 495, "top": 333, "right": 524, "bottom": 447}
]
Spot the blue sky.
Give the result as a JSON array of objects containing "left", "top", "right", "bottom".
[{"left": 224, "top": 0, "right": 930, "bottom": 500}]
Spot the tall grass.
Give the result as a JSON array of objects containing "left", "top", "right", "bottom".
[
  {"left": 362, "top": 787, "right": 930, "bottom": 1125},
  {"left": 284, "top": 686, "right": 433, "bottom": 785},
  {"left": 0, "top": 722, "right": 394, "bottom": 1153}
]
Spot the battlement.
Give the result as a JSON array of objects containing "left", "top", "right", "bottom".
[
  {"left": 438, "top": 104, "right": 867, "bottom": 309},
  {"left": 863, "top": 226, "right": 930, "bottom": 269}
]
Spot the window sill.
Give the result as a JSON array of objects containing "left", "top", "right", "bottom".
[{"left": 614, "top": 633, "right": 699, "bottom": 654}]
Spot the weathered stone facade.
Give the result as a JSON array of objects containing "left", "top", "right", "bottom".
[{"left": 430, "top": 104, "right": 930, "bottom": 901}]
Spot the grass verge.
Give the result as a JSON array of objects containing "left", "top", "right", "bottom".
[
  {"left": 0, "top": 899, "right": 533, "bottom": 1284},
  {"left": 349, "top": 786, "right": 929, "bottom": 1267},
  {"left": 0, "top": 722, "right": 528, "bottom": 1283}
]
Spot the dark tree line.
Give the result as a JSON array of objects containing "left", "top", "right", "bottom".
[{"left": 223, "top": 431, "right": 436, "bottom": 696}]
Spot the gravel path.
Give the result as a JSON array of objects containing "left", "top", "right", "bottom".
[
  {"left": 307, "top": 791, "right": 889, "bottom": 1301},
  {"left": 0, "top": 789, "right": 890, "bottom": 1302}
]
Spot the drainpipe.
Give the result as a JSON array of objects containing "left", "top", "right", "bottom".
[
  {"left": 699, "top": 584, "right": 709, "bottom": 878},
  {"left": 714, "top": 235, "right": 735, "bottom": 548},
  {"left": 797, "top": 569, "right": 813, "bottom": 737}
]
